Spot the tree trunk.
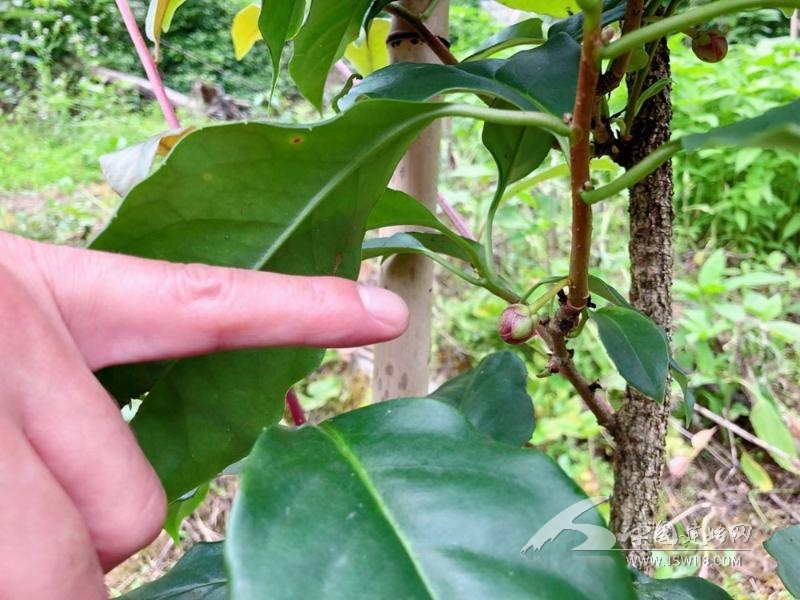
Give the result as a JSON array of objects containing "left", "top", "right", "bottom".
[
  {"left": 373, "top": 1, "right": 448, "bottom": 401},
  {"left": 609, "top": 39, "right": 674, "bottom": 570}
]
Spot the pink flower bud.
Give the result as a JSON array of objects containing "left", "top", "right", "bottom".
[
  {"left": 691, "top": 29, "right": 728, "bottom": 63},
  {"left": 498, "top": 304, "right": 536, "bottom": 345}
]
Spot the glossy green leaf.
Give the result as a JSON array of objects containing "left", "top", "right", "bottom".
[
  {"left": 367, "top": 188, "right": 457, "bottom": 233},
  {"left": 764, "top": 525, "right": 800, "bottom": 598},
  {"left": 464, "top": 18, "right": 545, "bottom": 61},
  {"left": 120, "top": 542, "right": 226, "bottom": 599},
  {"left": 590, "top": 306, "right": 669, "bottom": 401},
  {"left": 629, "top": 569, "right": 733, "bottom": 599},
  {"left": 749, "top": 393, "right": 800, "bottom": 475},
  {"left": 290, "top": 0, "right": 374, "bottom": 108},
  {"left": 163, "top": 483, "right": 210, "bottom": 542},
  {"left": 363, "top": 231, "right": 483, "bottom": 277},
  {"left": 91, "top": 100, "right": 449, "bottom": 499},
  {"left": 428, "top": 351, "right": 534, "bottom": 445},
  {"left": 682, "top": 99, "right": 800, "bottom": 153},
  {"left": 227, "top": 399, "right": 636, "bottom": 599},
  {"left": 494, "top": 0, "right": 580, "bottom": 18},
  {"left": 588, "top": 274, "right": 633, "bottom": 309},
  {"left": 258, "top": 0, "right": 306, "bottom": 94},
  {"left": 345, "top": 34, "right": 579, "bottom": 184}
]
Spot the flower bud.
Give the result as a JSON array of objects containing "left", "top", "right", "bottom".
[
  {"left": 498, "top": 304, "right": 536, "bottom": 345},
  {"left": 691, "top": 29, "right": 728, "bottom": 63}
]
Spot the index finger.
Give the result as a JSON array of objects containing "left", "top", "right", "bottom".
[{"left": 8, "top": 234, "right": 408, "bottom": 371}]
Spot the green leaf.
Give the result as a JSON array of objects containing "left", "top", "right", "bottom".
[
  {"left": 163, "top": 483, "right": 210, "bottom": 543},
  {"left": 739, "top": 449, "right": 773, "bottom": 492},
  {"left": 670, "top": 366, "right": 695, "bottom": 427},
  {"left": 227, "top": 399, "right": 636, "bottom": 599},
  {"left": 367, "top": 188, "right": 456, "bottom": 233},
  {"left": 588, "top": 274, "right": 633, "bottom": 309},
  {"left": 494, "top": 0, "right": 581, "bottom": 18},
  {"left": 290, "top": 0, "right": 375, "bottom": 108},
  {"left": 764, "top": 525, "right": 800, "bottom": 598},
  {"left": 344, "top": 34, "right": 580, "bottom": 182},
  {"left": 682, "top": 99, "right": 800, "bottom": 153},
  {"left": 362, "top": 231, "right": 484, "bottom": 278},
  {"left": 258, "top": 0, "right": 306, "bottom": 94},
  {"left": 464, "top": 18, "right": 545, "bottom": 61},
  {"left": 119, "top": 542, "right": 226, "bottom": 599},
  {"left": 629, "top": 569, "right": 733, "bottom": 599},
  {"left": 91, "top": 100, "right": 448, "bottom": 499},
  {"left": 428, "top": 351, "right": 534, "bottom": 445},
  {"left": 749, "top": 393, "right": 800, "bottom": 475},
  {"left": 589, "top": 307, "right": 669, "bottom": 401}
]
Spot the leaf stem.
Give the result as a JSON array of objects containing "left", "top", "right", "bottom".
[
  {"left": 443, "top": 105, "right": 571, "bottom": 138},
  {"left": 581, "top": 140, "right": 682, "bottom": 203},
  {"left": 602, "top": 0, "right": 800, "bottom": 60},
  {"left": 384, "top": 3, "right": 459, "bottom": 65}
]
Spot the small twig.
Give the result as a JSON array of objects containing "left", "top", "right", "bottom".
[
  {"left": 114, "top": 0, "right": 180, "bottom": 129},
  {"left": 285, "top": 388, "right": 307, "bottom": 426},
  {"left": 694, "top": 403, "right": 800, "bottom": 471},
  {"left": 597, "top": 0, "right": 645, "bottom": 95},
  {"left": 384, "top": 3, "right": 459, "bottom": 65},
  {"left": 537, "top": 319, "right": 617, "bottom": 433}
]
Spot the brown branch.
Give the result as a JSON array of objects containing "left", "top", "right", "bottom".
[
  {"left": 384, "top": 3, "right": 459, "bottom": 65},
  {"left": 565, "top": 6, "right": 603, "bottom": 315},
  {"left": 597, "top": 0, "right": 645, "bottom": 95},
  {"left": 537, "top": 319, "right": 618, "bottom": 434}
]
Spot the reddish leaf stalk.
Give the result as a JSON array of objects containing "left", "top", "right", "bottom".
[
  {"left": 437, "top": 193, "right": 477, "bottom": 240},
  {"left": 566, "top": 5, "right": 603, "bottom": 316},
  {"left": 114, "top": 0, "right": 180, "bottom": 129},
  {"left": 285, "top": 388, "right": 307, "bottom": 426}
]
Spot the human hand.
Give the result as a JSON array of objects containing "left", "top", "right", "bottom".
[{"left": 0, "top": 231, "right": 407, "bottom": 598}]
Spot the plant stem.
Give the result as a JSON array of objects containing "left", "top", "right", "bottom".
[
  {"left": 384, "top": 3, "right": 459, "bottom": 65},
  {"left": 565, "top": 0, "right": 603, "bottom": 312},
  {"left": 114, "top": 0, "right": 180, "bottom": 129},
  {"left": 602, "top": 0, "right": 800, "bottom": 60},
  {"left": 597, "top": 0, "right": 645, "bottom": 95},
  {"left": 581, "top": 140, "right": 682, "bottom": 203},
  {"left": 285, "top": 388, "right": 307, "bottom": 426},
  {"left": 537, "top": 319, "right": 617, "bottom": 432}
]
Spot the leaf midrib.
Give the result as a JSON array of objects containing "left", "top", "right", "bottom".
[{"left": 318, "top": 423, "right": 436, "bottom": 598}]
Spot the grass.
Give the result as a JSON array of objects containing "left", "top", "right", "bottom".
[{"left": 0, "top": 107, "right": 167, "bottom": 192}]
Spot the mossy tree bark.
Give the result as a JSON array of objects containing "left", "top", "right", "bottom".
[
  {"left": 609, "top": 39, "right": 674, "bottom": 570},
  {"left": 373, "top": 0, "right": 449, "bottom": 401}
]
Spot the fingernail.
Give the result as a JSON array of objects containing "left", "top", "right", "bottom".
[{"left": 357, "top": 285, "right": 409, "bottom": 331}]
